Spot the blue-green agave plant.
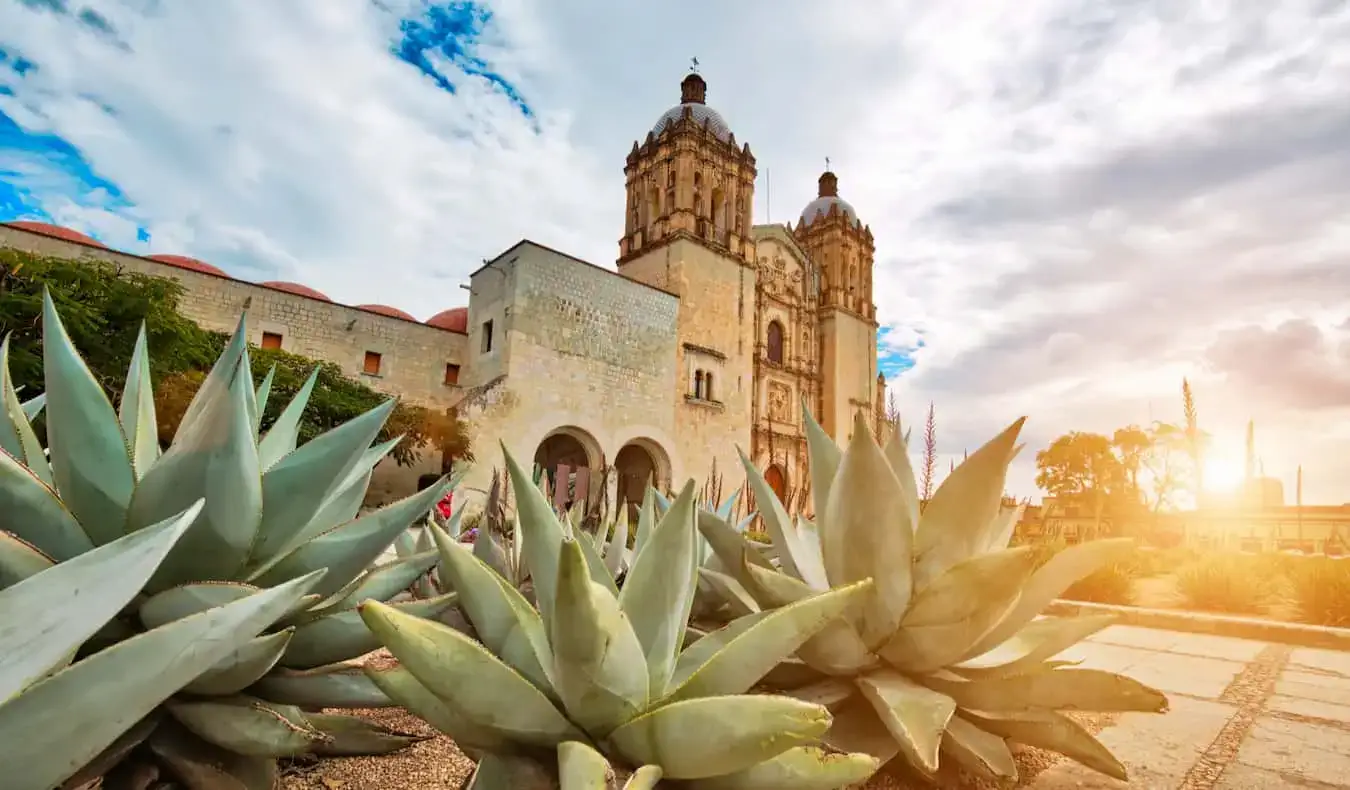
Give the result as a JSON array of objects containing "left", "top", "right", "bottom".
[{"left": 0, "top": 290, "right": 460, "bottom": 788}]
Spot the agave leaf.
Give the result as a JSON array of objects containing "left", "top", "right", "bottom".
[
  {"left": 169, "top": 696, "right": 330, "bottom": 758},
  {"left": 118, "top": 324, "right": 161, "bottom": 479},
  {"left": 574, "top": 522, "right": 621, "bottom": 595},
  {"left": 912, "top": 418, "right": 1024, "bottom": 588},
  {"left": 177, "top": 313, "right": 248, "bottom": 438},
  {"left": 668, "top": 611, "right": 770, "bottom": 690},
  {"left": 820, "top": 697, "right": 902, "bottom": 763},
  {"left": 295, "top": 435, "right": 404, "bottom": 547},
  {"left": 604, "top": 506, "right": 629, "bottom": 578},
  {"left": 623, "top": 765, "right": 664, "bottom": 790},
  {"left": 740, "top": 558, "right": 877, "bottom": 676},
  {"left": 964, "top": 538, "right": 1135, "bottom": 660},
  {"left": 0, "top": 569, "right": 321, "bottom": 790},
  {"left": 140, "top": 581, "right": 264, "bottom": 628},
  {"left": 0, "top": 531, "right": 54, "bottom": 588},
  {"left": 854, "top": 669, "right": 956, "bottom": 775},
  {"left": 240, "top": 344, "right": 258, "bottom": 438},
  {"left": 941, "top": 714, "right": 1017, "bottom": 780},
  {"left": 823, "top": 412, "right": 914, "bottom": 646},
  {"left": 252, "top": 364, "right": 277, "bottom": 436},
  {"left": 468, "top": 754, "right": 556, "bottom": 789},
  {"left": 780, "top": 677, "right": 856, "bottom": 711},
  {"left": 431, "top": 524, "right": 555, "bottom": 695},
  {"left": 60, "top": 714, "right": 160, "bottom": 790},
  {"left": 0, "top": 500, "right": 202, "bottom": 702},
  {"left": 184, "top": 630, "right": 293, "bottom": 696},
  {"left": 985, "top": 502, "right": 1025, "bottom": 554},
  {"left": 879, "top": 592, "right": 1020, "bottom": 674},
  {"left": 251, "top": 399, "right": 396, "bottom": 561},
  {"left": 0, "top": 451, "right": 94, "bottom": 562},
  {"left": 552, "top": 538, "right": 649, "bottom": 735},
  {"left": 256, "top": 367, "right": 319, "bottom": 471},
  {"left": 880, "top": 418, "right": 921, "bottom": 532},
  {"left": 962, "top": 709, "right": 1127, "bottom": 781},
  {"left": 696, "top": 567, "right": 761, "bottom": 618},
  {"left": 557, "top": 740, "right": 610, "bottom": 788},
  {"left": 667, "top": 579, "right": 875, "bottom": 702},
  {"left": 253, "top": 664, "right": 393, "bottom": 709},
  {"left": 953, "top": 614, "right": 1117, "bottom": 679},
  {"left": 308, "top": 549, "right": 441, "bottom": 616},
  {"left": 40, "top": 289, "right": 136, "bottom": 544},
  {"left": 738, "top": 447, "right": 827, "bottom": 589},
  {"left": 696, "top": 510, "right": 775, "bottom": 579},
  {"left": 251, "top": 478, "right": 449, "bottom": 599},
  {"left": 902, "top": 546, "right": 1037, "bottom": 627},
  {"left": 130, "top": 361, "right": 262, "bottom": 587},
  {"left": 800, "top": 399, "right": 840, "bottom": 530},
  {"left": 359, "top": 599, "right": 583, "bottom": 747},
  {"left": 632, "top": 486, "right": 658, "bottom": 558},
  {"left": 366, "top": 665, "right": 512, "bottom": 753},
  {"left": 280, "top": 592, "right": 458, "bottom": 670},
  {"left": 685, "top": 745, "right": 880, "bottom": 790},
  {"left": 305, "top": 712, "right": 429, "bottom": 756},
  {"left": 619, "top": 480, "right": 700, "bottom": 695},
  {"left": 146, "top": 722, "right": 278, "bottom": 790},
  {"left": 924, "top": 668, "right": 1168, "bottom": 713},
  {"left": 0, "top": 334, "right": 51, "bottom": 484},
  {"left": 503, "top": 447, "right": 569, "bottom": 626},
  {"left": 606, "top": 694, "right": 831, "bottom": 780}
]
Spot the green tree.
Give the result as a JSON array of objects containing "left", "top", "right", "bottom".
[{"left": 0, "top": 247, "right": 469, "bottom": 467}]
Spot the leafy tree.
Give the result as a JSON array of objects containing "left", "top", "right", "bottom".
[
  {"left": 1111, "top": 425, "right": 1151, "bottom": 493},
  {"left": 0, "top": 247, "right": 470, "bottom": 467},
  {"left": 1141, "top": 421, "right": 1189, "bottom": 515}
]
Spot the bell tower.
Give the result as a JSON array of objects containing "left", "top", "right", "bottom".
[{"left": 794, "top": 168, "right": 879, "bottom": 439}]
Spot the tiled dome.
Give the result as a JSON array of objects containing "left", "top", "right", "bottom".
[
  {"left": 356, "top": 303, "right": 416, "bottom": 321},
  {"left": 260, "top": 281, "right": 331, "bottom": 302},
  {"left": 148, "top": 254, "right": 228, "bottom": 277},
  {"left": 425, "top": 307, "right": 468, "bottom": 333},
  {"left": 800, "top": 170, "right": 862, "bottom": 228},
  {"left": 650, "top": 73, "right": 733, "bottom": 143},
  {"left": 6, "top": 220, "right": 107, "bottom": 248}
]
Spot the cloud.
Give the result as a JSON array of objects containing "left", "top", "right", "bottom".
[{"left": 2, "top": 0, "right": 1350, "bottom": 503}]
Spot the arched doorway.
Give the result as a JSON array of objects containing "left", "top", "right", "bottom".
[
  {"left": 614, "top": 440, "right": 666, "bottom": 524},
  {"left": 534, "top": 429, "right": 598, "bottom": 514},
  {"left": 764, "top": 464, "right": 788, "bottom": 506}
]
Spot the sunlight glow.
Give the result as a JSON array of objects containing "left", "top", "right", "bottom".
[{"left": 1203, "top": 453, "right": 1246, "bottom": 493}]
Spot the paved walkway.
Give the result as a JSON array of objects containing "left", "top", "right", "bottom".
[{"left": 1031, "top": 624, "right": 1350, "bottom": 789}]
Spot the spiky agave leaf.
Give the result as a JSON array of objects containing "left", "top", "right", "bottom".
[
  {"left": 690, "top": 404, "right": 1169, "bottom": 783},
  {"left": 0, "top": 296, "right": 456, "bottom": 783},
  {"left": 361, "top": 446, "right": 882, "bottom": 788}
]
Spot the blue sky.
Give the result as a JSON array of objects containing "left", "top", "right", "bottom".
[{"left": 4, "top": 0, "right": 1350, "bottom": 502}]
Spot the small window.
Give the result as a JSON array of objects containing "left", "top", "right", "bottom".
[
  {"left": 766, "top": 321, "right": 785, "bottom": 364},
  {"left": 704, "top": 372, "right": 715, "bottom": 401},
  {"left": 481, "top": 320, "right": 494, "bottom": 354},
  {"left": 260, "top": 332, "right": 283, "bottom": 350},
  {"left": 693, "top": 370, "right": 704, "bottom": 399},
  {"left": 363, "top": 351, "right": 382, "bottom": 375},
  {"left": 444, "top": 363, "right": 461, "bottom": 386}
]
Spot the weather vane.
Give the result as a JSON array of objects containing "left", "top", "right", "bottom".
[
  {"left": 690, "top": 57, "right": 700, "bottom": 73},
  {"left": 825, "top": 156, "right": 831, "bottom": 171}
]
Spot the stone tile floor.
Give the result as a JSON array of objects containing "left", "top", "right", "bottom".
[{"left": 1029, "top": 624, "right": 1350, "bottom": 789}]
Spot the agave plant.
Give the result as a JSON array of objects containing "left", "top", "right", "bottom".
[
  {"left": 0, "top": 290, "right": 459, "bottom": 786},
  {"left": 693, "top": 405, "right": 1169, "bottom": 783},
  {"left": 359, "top": 450, "right": 885, "bottom": 789}
]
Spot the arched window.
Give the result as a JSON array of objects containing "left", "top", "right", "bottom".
[
  {"left": 694, "top": 370, "right": 704, "bottom": 399},
  {"left": 766, "top": 321, "right": 785, "bottom": 364},
  {"left": 704, "top": 372, "right": 715, "bottom": 400}
]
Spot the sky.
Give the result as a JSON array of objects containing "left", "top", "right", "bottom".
[{"left": 3, "top": 0, "right": 1350, "bottom": 504}]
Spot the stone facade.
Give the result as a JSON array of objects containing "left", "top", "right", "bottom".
[{"left": 0, "top": 70, "right": 885, "bottom": 518}]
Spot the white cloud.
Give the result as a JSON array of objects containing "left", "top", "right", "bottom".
[{"left": 3, "top": 0, "right": 1350, "bottom": 503}]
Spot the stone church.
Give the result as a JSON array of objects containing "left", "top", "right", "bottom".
[{"left": 0, "top": 71, "right": 884, "bottom": 518}]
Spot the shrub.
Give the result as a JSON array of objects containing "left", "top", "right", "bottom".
[
  {"left": 1175, "top": 554, "right": 1277, "bottom": 614},
  {"left": 1063, "top": 561, "right": 1136, "bottom": 605},
  {"left": 1289, "top": 556, "right": 1350, "bottom": 628}
]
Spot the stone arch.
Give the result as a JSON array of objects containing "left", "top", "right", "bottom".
[
  {"left": 534, "top": 426, "right": 603, "bottom": 512},
  {"left": 613, "top": 437, "right": 672, "bottom": 523},
  {"left": 766, "top": 320, "right": 785, "bottom": 364},
  {"left": 764, "top": 463, "right": 788, "bottom": 505}
]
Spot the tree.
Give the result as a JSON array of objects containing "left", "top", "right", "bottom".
[
  {"left": 1111, "top": 425, "right": 1151, "bottom": 493},
  {"left": 1141, "top": 422, "right": 1188, "bottom": 512},
  {"left": 1034, "top": 431, "right": 1134, "bottom": 537},
  {"left": 920, "top": 402, "right": 937, "bottom": 506},
  {"left": 1, "top": 247, "right": 468, "bottom": 467}
]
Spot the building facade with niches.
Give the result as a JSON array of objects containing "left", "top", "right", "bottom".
[{"left": 0, "top": 70, "right": 884, "bottom": 517}]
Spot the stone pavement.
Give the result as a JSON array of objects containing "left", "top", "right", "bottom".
[{"left": 1029, "top": 624, "right": 1350, "bottom": 789}]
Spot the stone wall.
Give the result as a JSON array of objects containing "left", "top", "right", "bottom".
[{"left": 457, "top": 242, "right": 682, "bottom": 510}]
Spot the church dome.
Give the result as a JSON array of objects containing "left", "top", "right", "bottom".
[
  {"left": 650, "top": 73, "right": 732, "bottom": 143},
  {"left": 6, "top": 220, "right": 107, "bottom": 248},
  {"left": 148, "top": 254, "right": 228, "bottom": 277},
  {"left": 260, "top": 281, "right": 331, "bottom": 302},
  {"left": 426, "top": 307, "right": 468, "bottom": 333},
  {"left": 356, "top": 304, "right": 416, "bottom": 322},
  {"left": 800, "top": 170, "right": 862, "bottom": 228}
]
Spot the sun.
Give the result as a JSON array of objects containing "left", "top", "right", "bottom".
[{"left": 1202, "top": 452, "right": 1246, "bottom": 493}]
